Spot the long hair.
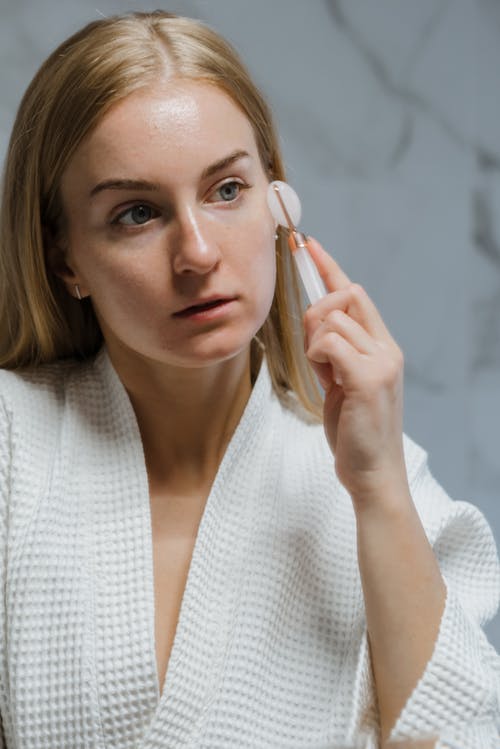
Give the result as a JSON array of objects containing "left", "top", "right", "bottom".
[{"left": 0, "top": 10, "right": 323, "bottom": 420}]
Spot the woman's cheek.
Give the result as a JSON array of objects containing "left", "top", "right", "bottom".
[{"left": 87, "top": 262, "right": 156, "bottom": 326}]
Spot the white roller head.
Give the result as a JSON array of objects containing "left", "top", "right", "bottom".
[{"left": 267, "top": 180, "right": 302, "bottom": 228}]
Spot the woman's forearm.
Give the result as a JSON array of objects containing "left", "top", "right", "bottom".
[{"left": 353, "top": 480, "right": 447, "bottom": 744}]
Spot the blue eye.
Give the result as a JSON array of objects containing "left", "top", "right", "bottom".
[
  {"left": 213, "top": 180, "right": 251, "bottom": 203},
  {"left": 114, "top": 204, "right": 157, "bottom": 226},
  {"left": 216, "top": 181, "right": 241, "bottom": 201}
]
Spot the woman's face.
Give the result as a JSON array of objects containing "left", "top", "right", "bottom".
[{"left": 56, "top": 79, "right": 277, "bottom": 368}]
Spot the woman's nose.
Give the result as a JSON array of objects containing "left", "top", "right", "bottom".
[{"left": 171, "top": 206, "right": 222, "bottom": 275}]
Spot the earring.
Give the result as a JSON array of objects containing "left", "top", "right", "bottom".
[
  {"left": 274, "top": 232, "right": 279, "bottom": 241},
  {"left": 74, "top": 284, "right": 82, "bottom": 300}
]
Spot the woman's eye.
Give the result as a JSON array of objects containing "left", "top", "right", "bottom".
[
  {"left": 211, "top": 180, "right": 249, "bottom": 203},
  {"left": 113, "top": 204, "right": 158, "bottom": 227}
]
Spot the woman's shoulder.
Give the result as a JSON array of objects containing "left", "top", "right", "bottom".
[
  {"left": 275, "top": 389, "right": 326, "bottom": 458},
  {"left": 0, "top": 356, "right": 85, "bottom": 421}
]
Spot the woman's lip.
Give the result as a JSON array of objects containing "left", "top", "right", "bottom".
[
  {"left": 173, "top": 297, "right": 234, "bottom": 316},
  {"left": 173, "top": 298, "right": 236, "bottom": 321}
]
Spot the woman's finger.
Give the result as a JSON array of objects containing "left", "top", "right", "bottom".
[
  {"left": 306, "top": 238, "right": 394, "bottom": 343},
  {"left": 305, "top": 282, "right": 391, "bottom": 345},
  {"left": 345, "top": 283, "right": 394, "bottom": 343},
  {"left": 307, "top": 329, "right": 361, "bottom": 387},
  {"left": 304, "top": 287, "right": 353, "bottom": 328},
  {"left": 306, "top": 236, "right": 351, "bottom": 291},
  {"left": 310, "top": 309, "right": 379, "bottom": 356}
]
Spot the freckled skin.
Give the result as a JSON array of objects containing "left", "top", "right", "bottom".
[{"left": 57, "top": 79, "right": 277, "bottom": 371}]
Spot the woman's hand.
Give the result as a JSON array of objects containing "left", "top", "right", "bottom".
[{"left": 303, "top": 236, "right": 408, "bottom": 505}]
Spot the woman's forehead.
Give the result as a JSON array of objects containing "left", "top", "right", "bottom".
[{"left": 64, "top": 80, "right": 259, "bottom": 187}]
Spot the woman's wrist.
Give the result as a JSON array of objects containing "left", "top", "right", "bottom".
[{"left": 348, "top": 468, "right": 414, "bottom": 520}]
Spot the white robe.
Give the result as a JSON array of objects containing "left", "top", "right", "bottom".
[{"left": 0, "top": 346, "right": 498, "bottom": 748}]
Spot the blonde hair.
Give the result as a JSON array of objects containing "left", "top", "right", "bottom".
[{"left": 0, "top": 10, "right": 323, "bottom": 420}]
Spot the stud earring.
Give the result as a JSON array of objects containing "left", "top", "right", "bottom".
[{"left": 74, "top": 284, "right": 82, "bottom": 300}]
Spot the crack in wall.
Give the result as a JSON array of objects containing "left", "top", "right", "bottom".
[
  {"left": 472, "top": 190, "right": 500, "bottom": 266},
  {"left": 325, "top": 0, "right": 500, "bottom": 172}
]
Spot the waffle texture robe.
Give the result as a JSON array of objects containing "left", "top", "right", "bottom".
[{"left": 0, "top": 346, "right": 499, "bottom": 748}]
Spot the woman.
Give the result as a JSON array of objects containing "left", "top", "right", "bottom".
[{"left": 0, "top": 10, "right": 498, "bottom": 749}]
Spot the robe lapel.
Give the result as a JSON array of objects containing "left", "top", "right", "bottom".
[
  {"left": 70, "top": 347, "right": 276, "bottom": 748},
  {"left": 67, "top": 349, "right": 159, "bottom": 748}
]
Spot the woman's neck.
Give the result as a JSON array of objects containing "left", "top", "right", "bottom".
[{"left": 106, "top": 342, "right": 254, "bottom": 490}]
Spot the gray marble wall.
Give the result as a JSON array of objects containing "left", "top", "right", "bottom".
[{"left": 1, "top": 0, "right": 499, "bottom": 647}]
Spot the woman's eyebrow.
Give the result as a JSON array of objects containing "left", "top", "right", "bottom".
[
  {"left": 88, "top": 149, "right": 251, "bottom": 199},
  {"left": 200, "top": 149, "right": 251, "bottom": 180},
  {"left": 89, "top": 178, "right": 161, "bottom": 198}
]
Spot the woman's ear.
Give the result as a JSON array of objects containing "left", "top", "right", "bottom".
[{"left": 44, "top": 226, "right": 85, "bottom": 299}]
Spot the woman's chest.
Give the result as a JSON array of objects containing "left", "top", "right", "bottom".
[
  {"left": 151, "top": 530, "right": 197, "bottom": 698},
  {"left": 149, "top": 490, "right": 208, "bottom": 698}
]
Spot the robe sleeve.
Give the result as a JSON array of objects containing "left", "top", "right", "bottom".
[{"left": 388, "top": 448, "right": 500, "bottom": 748}]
